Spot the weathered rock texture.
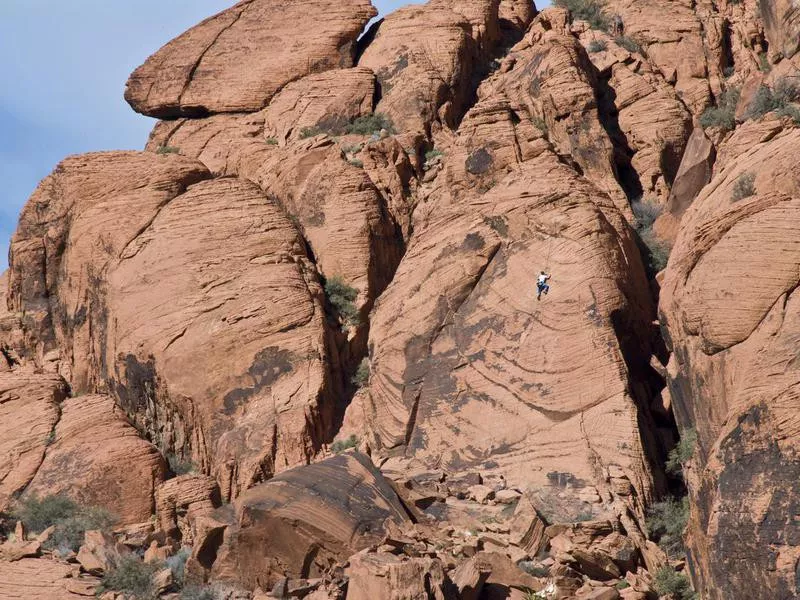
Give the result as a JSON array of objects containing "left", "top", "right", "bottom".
[
  {"left": 125, "top": 0, "right": 377, "bottom": 117},
  {"left": 0, "top": 558, "right": 99, "bottom": 599},
  {"left": 0, "top": 373, "right": 67, "bottom": 511},
  {"left": 26, "top": 394, "right": 166, "bottom": 525},
  {"left": 660, "top": 128, "right": 800, "bottom": 599},
  {"left": 198, "top": 453, "right": 411, "bottom": 591},
  {"left": 8, "top": 152, "right": 334, "bottom": 500}
]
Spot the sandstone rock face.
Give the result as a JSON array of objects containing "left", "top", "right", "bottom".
[
  {"left": 125, "top": 0, "right": 377, "bottom": 117},
  {"left": 604, "top": 0, "right": 712, "bottom": 113},
  {"left": 147, "top": 117, "right": 407, "bottom": 323},
  {"left": 0, "top": 373, "right": 67, "bottom": 511},
  {"left": 199, "top": 453, "right": 411, "bottom": 591},
  {"left": 664, "top": 127, "right": 716, "bottom": 219},
  {"left": 26, "top": 394, "right": 165, "bottom": 525},
  {"left": 345, "top": 552, "right": 455, "bottom": 600},
  {"left": 660, "top": 127, "right": 800, "bottom": 599},
  {"left": 364, "top": 147, "right": 659, "bottom": 533},
  {"left": 0, "top": 558, "right": 99, "bottom": 599},
  {"left": 156, "top": 474, "right": 221, "bottom": 545},
  {"left": 760, "top": 0, "right": 800, "bottom": 60},
  {"left": 358, "top": 0, "right": 529, "bottom": 133},
  {"left": 8, "top": 152, "right": 334, "bottom": 500}
]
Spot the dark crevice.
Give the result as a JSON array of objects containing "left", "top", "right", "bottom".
[
  {"left": 595, "top": 70, "right": 643, "bottom": 202},
  {"left": 355, "top": 18, "right": 383, "bottom": 64}
]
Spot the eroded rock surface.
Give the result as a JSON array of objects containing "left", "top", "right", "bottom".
[
  {"left": 198, "top": 453, "right": 411, "bottom": 591},
  {"left": 660, "top": 128, "right": 800, "bottom": 599},
  {"left": 125, "top": 0, "right": 377, "bottom": 117}
]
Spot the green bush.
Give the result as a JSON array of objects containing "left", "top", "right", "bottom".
[
  {"left": 345, "top": 113, "right": 396, "bottom": 136},
  {"left": 699, "top": 87, "right": 741, "bottom": 131},
  {"left": 348, "top": 158, "right": 364, "bottom": 168},
  {"left": 647, "top": 496, "right": 689, "bottom": 557},
  {"left": 299, "top": 126, "right": 324, "bottom": 139},
  {"left": 99, "top": 555, "right": 159, "bottom": 599},
  {"left": 352, "top": 358, "right": 370, "bottom": 387},
  {"left": 331, "top": 434, "right": 358, "bottom": 454},
  {"left": 745, "top": 79, "right": 800, "bottom": 122},
  {"left": 615, "top": 35, "right": 641, "bottom": 53},
  {"left": 167, "top": 453, "right": 197, "bottom": 476},
  {"left": 632, "top": 201, "right": 671, "bottom": 273},
  {"left": 156, "top": 145, "right": 180, "bottom": 155},
  {"left": 11, "top": 494, "right": 77, "bottom": 534},
  {"left": 653, "top": 566, "right": 696, "bottom": 600},
  {"left": 265, "top": 137, "right": 278, "bottom": 146},
  {"left": 666, "top": 428, "right": 697, "bottom": 475},
  {"left": 324, "top": 275, "right": 360, "bottom": 328},
  {"left": 46, "top": 506, "right": 116, "bottom": 553},
  {"left": 731, "top": 171, "right": 756, "bottom": 201},
  {"left": 758, "top": 53, "right": 771, "bottom": 73},
  {"left": 554, "top": 0, "right": 609, "bottom": 30},
  {"left": 166, "top": 547, "right": 192, "bottom": 586},
  {"left": 616, "top": 580, "right": 631, "bottom": 589},
  {"left": 587, "top": 39, "right": 607, "bottom": 53},
  {"left": 181, "top": 586, "right": 219, "bottom": 600}
]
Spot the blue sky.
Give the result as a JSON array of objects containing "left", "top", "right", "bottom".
[{"left": 0, "top": 0, "right": 539, "bottom": 272}]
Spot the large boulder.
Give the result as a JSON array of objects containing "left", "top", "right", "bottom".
[
  {"left": 26, "top": 394, "right": 166, "bottom": 525},
  {"left": 125, "top": 0, "right": 377, "bottom": 117},
  {"left": 197, "top": 452, "right": 412, "bottom": 591},
  {"left": 8, "top": 152, "right": 334, "bottom": 500},
  {"left": 345, "top": 552, "right": 456, "bottom": 600},
  {"left": 660, "top": 127, "right": 800, "bottom": 599},
  {"left": 0, "top": 373, "right": 67, "bottom": 511}
]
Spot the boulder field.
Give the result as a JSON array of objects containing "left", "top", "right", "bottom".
[{"left": 2, "top": 0, "right": 800, "bottom": 598}]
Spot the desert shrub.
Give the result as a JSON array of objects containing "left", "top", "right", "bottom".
[
  {"left": 46, "top": 506, "right": 116, "bottom": 553},
  {"left": 345, "top": 113, "right": 396, "bottom": 136},
  {"left": 616, "top": 580, "right": 631, "bottom": 589},
  {"left": 699, "top": 87, "right": 741, "bottom": 131},
  {"left": 653, "top": 566, "right": 696, "bottom": 600},
  {"left": 758, "top": 53, "right": 771, "bottom": 73},
  {"left": 331, "top": 434, "right": 358, "bottom": 454},
  {"left": 424, "top": 148, "right": 444, "bottom": 169},
  {"left": 156, "top": 145, "right": 180, "bottom": 155},
  {"left": 554, "top": 0, "right": 609, "bottom": 30},
  {"left": 166, "top": 547, "right": 192, "bottom": 586},
  {"left": 299, "top": 126, "right": 324, "bottom": 139},
  {"left": 181, "top": 586, "right": 219, "bottom": 600},
  {"left": 615, "top": 35, "right": 641, "bottom": 53},
  {"left": 587, "top": 39, "right": 607, "bottom": 53},
  {"left": 647, "top": 496, "right": 689, "bottom": 557},
  {"left": 666, "top": 428, "right": 697, "bottom": 475},
  {"left": 265, "top": 137, "right": 278, "bottom": 145},
  {"left": 324, "top": 276, "right": 360, "bottom": 328},
  {"left": 167, "top": 453, "right": 197, "bottom": 476},
  {"left": 352, "top": 358, "right": 370, "bottom": 387},
  {"left": 532, "top": 115, "right": 548, "bottom": 135},
  {"left": 723, "top": 65, "right": 735, "bottom": 78},
  {"left": 632, "top": 201, "right": 671, "bottom": 273},
  {"left": 12, "top": 494, "right": 77, "bottom": 534},
  {"left": 731, "top": 171, "right": 756, "bottom": 201},
  {"left": 99, "top": 555, "right": 159, "bottom": 599},
  {"left": 484, "top": 215, "right": 509, "bottom": 237},
  {"left": 518, "top": 561, "right": 550, "bottom": 578},
  {"left": 348, "top": 158, "right": 364, "bottom": 168},
  {"left": 746, "top": 79, "right": 800, "bottom": 122}
]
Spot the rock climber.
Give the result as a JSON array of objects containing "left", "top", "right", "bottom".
[{"left": 536, "top": 271, "right": 551, "bottom": 300}]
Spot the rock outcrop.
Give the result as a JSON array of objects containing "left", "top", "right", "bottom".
[
  {"left": 660, "top": 127, "right": 800, "bottom": 599},
  {"left": 196, "top": 453, "right": 411, "bottom": 591},
  {"left": 0, "top": 558, "right": 99, "bottom": 599},
  {"left": 26, "top": 394, "right": 166, "bottom": 525},
  {"left": 0, "top": 373, "right": 67, "bottom": 511},
  {"left": 8, "top": 152, "right": 335, "bottom": 500},
  {"left": 125, "top": 0, "right": 377, "bottom": 117}
]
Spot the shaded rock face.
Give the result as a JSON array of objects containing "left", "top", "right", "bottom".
[
  {"left": 199, "top": 453, "right": 411, "bottom": 591},
  {"left": 660, "top": 128, "right": 800, "bottom": 599},
  {"left": 9, "top": 152, "right": 335, "bottom": 500},
  {"left": 125, "top": 0, "right": 378, "bottom": 117}
]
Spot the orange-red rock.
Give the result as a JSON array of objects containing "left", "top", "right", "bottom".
[
  {"left": 660, "top": 127, "right": 800, "bottom": 599},
  {"left": 0, "top": 373, "right": 67, "bottom": 511},
  {"left": 199, "top": 453, "right": 411, "bottom": 591},
  {"left": 125, "top": 0, "right": 377, "bottom": 117},
  {"left": 26, "top": 394, "right": 166, "bottom": 525},
  {"left": 0, "top": 558, "right": 99, "bottom": 599}
]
